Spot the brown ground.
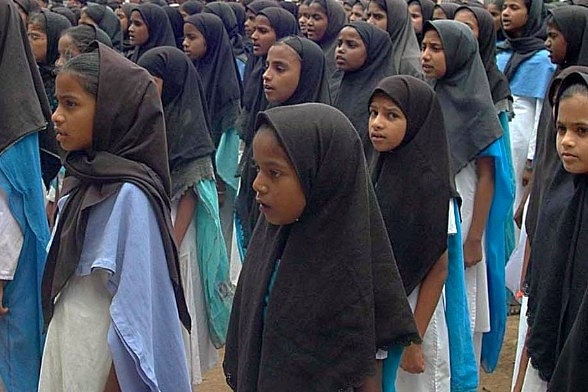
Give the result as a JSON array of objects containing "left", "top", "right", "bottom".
[{"left": 199, "top": 315, "right": 520, "bottom": 392}]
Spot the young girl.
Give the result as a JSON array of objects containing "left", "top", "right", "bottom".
[
  {"left": 298, "top": 0, "right": 312, "bottom": 35},
  {"left": 79, "top": 4, "right": 122, "bottom": 51},
  {"left": 422, "top": 20, "right": 514, "bottom": 375},
  {"left": 349, "top": 0, "right": 367, "bottom": 22},
  {"left": 0, "top": 1, "right": 52, "bottom": 390},
  {"left": 432, "top": 3, "right": 459, "bottom": 20},
  {"left": 368, "top": 76, "right": 452, "bottom": 391},
  {"left": 115, "top": 3, "right": 133, "bottom": 55},
  {"left": 407, "top": 0, "right": 435, "bottom": 46},
  {"left": 56, "top": 24, "right": 113, "bottom": 67},
  {"left": 138, "top": 46, "right": 233, "bottom": 388},
  {"left": 127, "top": 3, "right": 175, "bottom": 62},
  {"left": 38, "top": 44, "right": 190, "bottom": 391},
  {"left": 366, "top": 0, "right": 422, "bottom": 78},
  {"left": 179, "top": 0, "right": 204, "bottom": 19},
  {"left": 223, "top": 102, "right": 419, "bottom": 391}
]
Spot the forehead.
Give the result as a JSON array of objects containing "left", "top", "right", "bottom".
[
  {"left": 309, "top": 3, "right": 326, "bottom": 14},
  {"left": 253, "top": 127, "right": 292, "bottom": 163},
  {"left": 370, "top": 91, "right": 400, "bottom": 108},
  {"left": 268, "top": 44, "right": 301, "bottom": 61},
  {"left": 339, "top": 26, "right": 362, "bottom": 39},
  {"left": 254, "top": 14, "right": 272, "bottom": 25},
  {"left": 423, "top": 28, "right": 441, "bottom": 42},
  {"left": 504, "top": 0, "right": 526, "bottom": 7},
  {"left": 454, "top": 8, "right": 476, "bottom": 22},
  {"left": 130, "top": 10, "right": 144, "bottom": 20}
]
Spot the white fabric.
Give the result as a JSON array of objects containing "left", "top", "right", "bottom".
[
  {"left": 506, "top": 199, "right": 529, "bottom": 295},
  {"left": 396, "top": 285, "right": 451, "bottom": 391},
  {"left": 448, "top": 200, "right": 457, "bottom": 236},
  {"left": 522, "top": 360, "right": 548, "bottom": 392},
  {"left": 0, "top": 189, "right": 23, "bottom": 281},
  {"left": 512, "top": 296, "right": 529, "bottom": 392},
  {"left": 171, "top": 201, "right": 219, "bottom": 388}
]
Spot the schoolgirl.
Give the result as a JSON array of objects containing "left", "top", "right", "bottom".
[
  {"left": 163, "top": 5, "right": 186, "bottom": 50},
  {"left": 366, "top": 0, "right": 422, "bottom": 77},
  {"left": 298, "top": 0, "right": 312, "bottom": 35},
  {"left": 0, "top": 1, "right": 52, "bottom": 390},
  {"left": 114, "top": 3, "right": 133, "bottom": 55},
  {"left": 432, "top": 3, "right": 460, "bottom": 20},
  {"left": 223, "top": 102, "right": 419, "bottom": 391},
  {"left": 38, "top": 43, "right": 191, "bottom": 391},
  {"left": 368, "top": 76, "right": 453, "bottom": 391},
  {"left": 179, "top": 0, "right": 204, "bottom": 19},
  {"left": 56, "top": 24, "right": 113, "bottom": 67},
  {"left": 243, "top": 0, "right": 278, "bottom": 40},
  {"left": 422, "top": 20, "right": 514, "bottom": 375},
  {"left": 79, "top": 4, "right": 122, "bottom": 50},
  {"left": 127, "top": 3, "right": 175, "bottom": 63},
  {"left": 407, "top": 0, "right": 435, "bottom": 45},
  {"left": 349, "top": 0, "right": 368, "bottom": 22},
  {"left": 138, "top": 46, "right": 233, "bottom": 388}
]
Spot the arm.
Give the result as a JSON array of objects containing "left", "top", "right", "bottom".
[
  {"left": 400, "top": 251, "right": 449, "bottom": 374},
  {"left": 464, "top": 157, "right": 495, "bottom": 268},
  {"left": 0, "top": 280, "right": 8, "bottom": 317},
  {"left": 173, "top": 188, "right": 197, "bottom": 247}
]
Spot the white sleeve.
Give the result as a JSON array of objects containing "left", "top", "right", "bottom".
[
  {"left": 0, "top": 189, "right": 24, "bottom": 280},
  {"left": 527, "top": 98, "right": 544, "bottom": 161}
]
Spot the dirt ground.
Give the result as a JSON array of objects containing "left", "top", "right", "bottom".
[{"left": 199, "top": 315, "right": 520, "bottom": 391}]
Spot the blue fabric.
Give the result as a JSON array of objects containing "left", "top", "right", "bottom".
[
  {"left": 263, "top": 259, "right": 281, "bottom": 321},
  {"left": 479, "top": 136, "right": 516, "bottom": 373},
  {"left": 0, "top": 134, "right": 50, "bottom": 392},
  {"left": 195, "top": 179, "right": 233, "bottom": 348},
  {"left": 216, "top": 127, "right": 240, "bottom": 194},
  {"left": 498, "top": 111, "right": 516, "bottom": 264},
  {"left": 496, "top": 49, "right": 555, "bottom": 99},
  {"left": 446, "top": 198, "right": 478, "bottom": 392},
  {"left": 382, "top": 345, "right": 403, "bottom": 392},
  {"left": 236, "top": 57, "right": 246, "bottom": 81}
]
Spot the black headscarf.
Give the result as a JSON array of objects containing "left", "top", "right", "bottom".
[
  {"left": 119, "top": 3, "right": 133, "bottom": 54},
  {"left": 425, "top": 20, "right": 503, "bottom": 177},
  {"left": 369, "top": 76, "right": 451, "bottom": 295},
  {"left": 228, "top": 2, "right": 247, "bottom": 38},
  {"left": 36, "top": 9, "right": 73, "bottom": 67},
  {"left": 128, "top": 3, "right": 176, "bottom": 63},
  {"left": 334, "top": 21, "right": 395, "bottom": 155},
  {"left": 185, "top": 13, "right": 242, "bottom": 146},
  {"left": 14, "top": 0, "right": 40, "bottom": 19},
  {"left": 162, "top": 6, "right": 184, "bottom": 50},
  {"left": 180, "top": 0, "right": 204, "bottom": 16},
  {"left": 42, "top": 43, "right": 190, "bottom": 331},
  {"left": 549, "top": 5, "right": 588, "bottom": 68},
  {"left": 224, "top": 103, "right": 419, "bottom": 391},
  {"left": 280, "top": 0, "right": 298, "bottom": 18},
  {"left": 50, "top": 5, "right": 77, "bottom": 26},
  {"left": 497, "top": 0, "right": 547, "bottom": 81},
  {"left": 434, "top": 2, "right": 459, "bottom": 19},
  {"left": 83, "top": 4, "right": 122, "bottom": 50},
  {"left": 203, "top": 2, "right": 247, "bottom": 61},
  {"left": 137, "top": 47, "right": 215, "bottom": 199},
  {"left": 369, "top": 0, "right": 422, "bottom": 77},
  {"left": 457, "top": 6, "right": 512, "bottom": 104},
  {"left": 407, "top": 0, "right": 435, "bottom": 44}
]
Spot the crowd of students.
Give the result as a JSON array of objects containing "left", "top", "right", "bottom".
[{"left": 0, "top": 0, "right": 587, "bottom": 389}]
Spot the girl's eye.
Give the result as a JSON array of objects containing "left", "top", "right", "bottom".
[
  {"left": 388, "top": 112, "right": 398, "bottom": 120},
  {"left": 578, "top": 127, "right": 588, "bottom": 135},
  {"left": 270, "top": 170, "right": 281, "bottom": 178},
  {"left": 369, "top": 109, "right": 377, "bottom": 117},
  {"left": 557, "top": 125, "right": 567, "bottom": 135}
]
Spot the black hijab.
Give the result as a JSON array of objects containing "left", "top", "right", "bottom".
[
  {"left": 549, "top": 5, "right": 588, "bottom": 68},
  {"left": 334, "top": 21, "right": 395, "bottom": 154},
  {"left": 137, "top": 47, "right": 215, "bottom": 199},
  {"left": 457, "top": 6, "right": 512, "bottom": 104},
  {"left": 407, "top": 0, "right": 435, "bottom": 44},
  {"left": 426, "top": 20, "right": 503, "bottom": 177},
  {"left": 50, "top": 5, "right": 77, "bottom": 26},
  {"left": 228, "top": 2, "right": 247, "bottom": 38},
  {"left": 434, "top": 2, "right": 459, "bottom": 19},
  {"left": 185, "top": 13, "right": 242, "bottom": 146},
  {"left": 120, "top": 3, "right": 133, "bottom": 53},
  {"left": 224, "top": 103, "right": 419, "bottom": 391},
  {"left": 14, "top": 0, "right": 40, "bottom": 19},
  {"left": 497, "top": 0, "right": 547, "bottom": 81},
  {"left": 35, "top": 9, "right": 72, "bottom": 67},
  {"left": 128, "top": 3, "right": 176, "bottom": 63},
  {"left": 41, "top": 43, "right": 190, "bottom": 331},
  {"left": 204, "top": 2, "right": 247, "bottom": 61},
  {"left": 370, "top": 76, "right": 451, "bottom": 295},
  {"left": 163, "top": 6, "right": 184, "bottom": 50},
  {"left": 180, "top": 0, "right": 204, "bottom": 16},
  {"left": 84, "top": 4, "right": 122, "bottom": 50},
  {"left": 280, "top": 0, "right": 298, "bottom": 18}
]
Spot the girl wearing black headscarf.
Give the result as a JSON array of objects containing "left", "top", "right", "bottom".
[
  {"left": 80, "top": 4, "right": 122, "bottom": 51},
  {"left": 138, "top": 47, "right": 233, "bottom": 389},
  {"left": 407, "top": 0, "right": 435, "bottom": 45},
  {"left": 127, "top": 3, "right": 175, "bottom": 63},
  {"left": 366, "top": 0, "right": 422, "bottom": 78},
  {"left": 115, "top": 3, "right": 133, "bottom": 55},
  {"left": 163, "top": 6, "right": 186, "bottom": 50},
  {"left": 39, "top": 44, "right": 190, "bottom": 391},
  {"left": 13, "top": 0, "right": 40, "bottom": 22},
  {"left": 179, "top": 0, "right": 204, "bottom": 19},
  {"left": 432, "top": 2, "right": 459, "bottom": 20},
  {"left": 57, "top": 24, "right": 113, "bottom": 67},
  {"left": 224, "top": 102, "right": 420, "bottom": 391},
  {"left": 422, "top": 20, "right": 514, "bottom": 374}
]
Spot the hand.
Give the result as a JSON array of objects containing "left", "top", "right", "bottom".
[
  {"left": 463, "top": 238, "right": 483, "bottom": 268},
  {"left": 0, "top": 280, "right": 8, "bottom": 317},
  {"left": 514, "top": 202, "right": 525, "bottom": 229},
  {"left": 400, "top": 343, "right": 425, "bottom": 374},
  {"left": 522, "top": 167, "right": 532, "bottom": 187}
]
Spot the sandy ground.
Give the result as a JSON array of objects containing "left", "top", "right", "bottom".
[{"left": 198, "top": 315, "right": 520, "bottom": 391}]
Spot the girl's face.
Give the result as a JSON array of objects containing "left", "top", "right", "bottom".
[
  {"left": 368, "top": 92, "right": 407, "bottom": 152},
  {"left": 251, "top": 15, "right": 277, "bottom": 56},
  {"left": 432, "top": 7, "right": 447, "bottom": 21},
  {"left": 454, "top": 9, "right": 480, "bottom": 39},
  {"left": 115, "top": 7, "right": 129, "bottom": 33},
  {"left": 27, "top": 23, "right": 47, "bottom": 64},
  {"left": 343, "top": 2, "right": 353, "bottom": 19},
  {"left": 129, "top": 11, "right": 149, "bottom": 46},
  {"left": 486, "top": 3, "right": 502, "bottom": 33},
  {"left": 183, "top": 23, "right": 207, "bottom": 60},
  {"left": 545, "top": 22, "right": 567, "bottom": 65},
  {"left": 501, "top": 0, "right": 528, "bottom": 38},
  {"left": 56, "top": 34, "right": 81, "bottom": 67},
  {"left": 408, "top": 3, "right": 424, "bottom": 34},
  {"left": 556, "top": 93, "right": 588, "bottom": 174},
  {"left": 306, "top": 3, "right": 329, "bottom": 42},
  {"left": 52, "top": 73, "right": 96, "bottom": 153},
  {"left": 263, "top": 44, "right": 302, "bottom": 104},
  {"left": 252, "top": 126, "right": 307, "bottom": 225},
  {"left": 335, "top": 26, "right": 367, "bottom": 72},
  {"left": 367, "top": 2, "right": 387, "bottom": 32},
  {"left": 244, "top": 9, "right": 256, "bottom": 38},
  {"left": 421, "top": 29, "right": 446, "bottom": 79},
  {"left": 349, "top": 4, "right": 364, "bottom": 22},
  {"left": 299, "top": 3, "right": 310, "bottom": 35}
]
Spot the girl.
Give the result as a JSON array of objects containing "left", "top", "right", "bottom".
[
  {"left": 422, "top": 20, "right": 514, "bottom": 375},
  {"left": 432, "top": 3, "right": 459, "bottom": 20},
  {"left": 163, "top": 5, "right": 186, "bottom": 50},
  {"left": 223, "top": 102, "right": 420, "bottom": 391},
  {"left": 243, "top": 0, "right": 278, "bottom": 40},
  {"left": 407, "top": 0, "right": 435, "bottom": 45},
  {"left": 368, "top": 76, "right": 452, "bottom": 391},
  {"left": 114, "top": 3, "right": 133, "bottom": 55},
  {"left": 127, "top": 3, "right": 175, "bottom": 63},
  {"left": 483, "top": 0, "right": 504, "bottom": 43},
  {"left": 179, "top": 0, "right": 204, "bottom": 19},
  {"left": 334, "top": 21, "right": 395, "bottom": 156},
  {"left": 138, "top": 46, "right": 233, "bottom": 388},
  {"left": 349, "top": 0, "right": 367, "bottom": 22},
  {"left": 79, "top": 4, "right": 122, "bottom": 51},
  {"left": 366, "top": 0, "right": 422, "bottom": 77},
  {"left": 0, "top": 1, "right": 52, "bottom": 390},
  {"left": 38, "top": 43, "right": 191, "bottom": 391},
  {"left": 56, "top": 24, "right": 113, "bottom": 67},
  {"left": 298, "top": 0, "right": 312, "bottom": 35}
]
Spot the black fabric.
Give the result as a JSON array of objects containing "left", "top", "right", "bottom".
[
  {"left": 407, "top": 0, "right": 435, "bottom": 44},
  {"left": 41, "top": 43, "right": 190, "bottom": 331},
  {"left": 39, "top": 9, "right": 73, "bottom": 67},
  {"left": 84, "top": 4, "right": 122, "bottom": 50},
  {"left": 203, "top": 2, "right": 247, "bottom": 62},
  {"left": 425, "top": 20, "right": 503, "bottom": 177},
  {"left": 280, "top": 0, "right": 298, "bottom": 19},
  {"left": 163, "top": 6, "right": 184, "bottom": 50},
  {"left": 228, "top": 2, "right": 247, "bottom": 38},
  {"left": 120, "top": 3, "right": 133, "bottom": 54},
  {"left": 550, "top": 5, "right": 588, "bottom": 67},
  {"left": 224, "top": 103, "right": 420, "bottom": 391},
  {"left": 50, "top": 5, "right": 77, "bottom": 26},
  {"left": 457, "top": 6, "right": 512, "bottom": 104},
  {"left": 370, "top": 76, "right": 451, "bottom": 295},
  {"left": 185, "top": 13, "right": 242, "bottom": 146},
  {"left": 180, "top": 0, "right": 204, "bottom": 16},
  {"left": 128, "top": 3, "right": 176, "bottom": 63},
  {"left": 497, "top": 0, "right": 547, "bottom": 81},
  {"left": 137, "top": 46, "right": 215, "bottom": 197},
  {"left": 14, "top": 0, "right": 40, "bottom": 17},
  {"left": 434, "top": 2, "right": 459, "bottom": 19},
  {"left": 334, "top": 21, "right": 396, "bottom": 155}
]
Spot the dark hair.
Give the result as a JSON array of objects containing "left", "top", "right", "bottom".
[
  {"left": 559, "top": 83, "right": 588, "bottom": 101},
  {"left": 58, "top": 52, "right": 100, "bottom": 97}
]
